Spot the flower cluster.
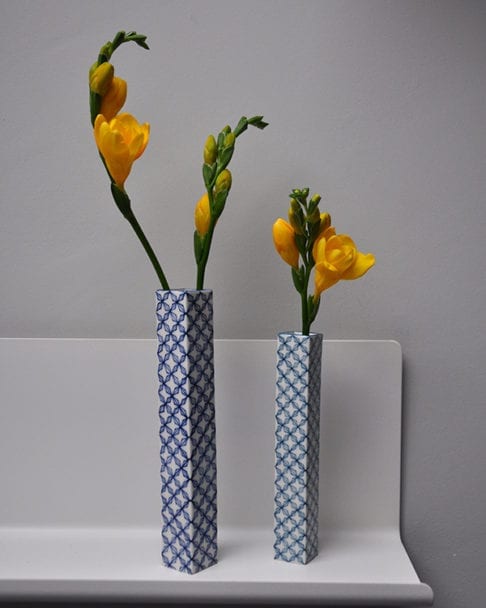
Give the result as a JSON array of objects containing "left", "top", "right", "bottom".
[
  {"left": 273, "top": 189, "right": 375, "bottom": 334},
  {"left": 89, "top": 31, "right": 267, "bottom": 291},
  {"left": 194, "top": 117, "right": 268, "bottom": 289}
]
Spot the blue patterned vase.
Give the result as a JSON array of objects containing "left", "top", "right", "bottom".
[
  {"left": 274, "top": 331, "right": 323, "bottom": 564},
  {"left": 155, "top": 289, "right": 217, "bottom": 574}
]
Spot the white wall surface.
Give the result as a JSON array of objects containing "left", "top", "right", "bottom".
[{"left": 1, "top": 1, "right": 485, "bottom": 606}]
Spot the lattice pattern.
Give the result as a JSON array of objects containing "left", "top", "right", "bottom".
[
  {"left": 274, "top": 332, "right": 322, "bottom": 564},
  {"left": 156, "top": 289, "right": 217, "bottom": 574}
]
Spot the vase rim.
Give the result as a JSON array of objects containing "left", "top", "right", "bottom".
[
  {"left": 155, "top": 288, "right": 213, "bottom": 294},
  {"left": 278, "top": 331, "right": 323, "bottom": 339}
]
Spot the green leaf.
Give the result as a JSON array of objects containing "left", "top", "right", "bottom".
[
  {"left": 247, "top": 115, "right": 269, "bottom": 129},
  {"left": 194, "top": 230, "right": 203, "bottom": 262},
  {"left": 218, "top": 146, "right": 234, "bottom": 170},
  {"left": 233, "top": 116, "right": 248, "bottom": 137},
  {"left": 213, "top": 189, "right": 229, "bottom": 216},
  {"left": 309, "top": 294, "right": 321, "bottom": 325},
  {"left": 202, "top": 163, "right": 216, "bottom": 189},
  {"left": 292, "top": 267, "right": 304, "bottom": 293},
  {"left": 217, "top": 131, "right": 225, "bottom": 150},
  {"left": 295, "top": 233, "right": 307, "bottom": 257}
]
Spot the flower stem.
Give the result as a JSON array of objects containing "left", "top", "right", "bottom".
[
  {"left": 196, "top": 221, "right": 216, "bottom": 290},
  {"left": 301, "top": 263, "right": 312, "bottom": 335},
  {"left": 126, "top": 210, "right": 170, "bottom": 290}
]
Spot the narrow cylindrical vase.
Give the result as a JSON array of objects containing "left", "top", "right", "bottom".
[
  {"left": 274, "top": 331, "right": 323, "bottom": 564},
  {"left": 156, "top": 289, "right": 217, "bottom": 574}
]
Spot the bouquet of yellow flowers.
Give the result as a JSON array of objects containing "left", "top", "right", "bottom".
[
  {"left": 273, "top": 188, "right": 375, "bottom": 334},
  {"left": 88, "top": 30, "right": 267, "bottom": 290}
]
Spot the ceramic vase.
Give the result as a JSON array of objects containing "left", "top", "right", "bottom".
[
  {"left": 274, "top": 331, "right": 323, "bottom": 564},
  {"left": 155, "top": 289, "right": 217, "bottom": 574}
]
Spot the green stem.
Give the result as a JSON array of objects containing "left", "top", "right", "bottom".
[
  {"left": 301, "top": 262, "right": 312, "bottom": 335},
  {"left": 196, "top": 220, "right": 216, "bottom": 290},
  {"left": 126, "top": 210, "right": 170, "bottom": 290}
]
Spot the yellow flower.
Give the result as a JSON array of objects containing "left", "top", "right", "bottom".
[
  {"left": 272, "top": 218, "right": 299, "bottom": 269},
  {"left": 195, "top": 193, "right": 211, "bottom": 236},
  {"left": 313, "top": 227, "right": 375, "bottom": 296},
  {"left": 93, "top": 113, "right": 150, "bottom": 188},
  {"left": 100, "top": 76, "right": 127, "bottom": 121},
  {"left": 89, "top": 62, "right": 114, "bottom": 96}
]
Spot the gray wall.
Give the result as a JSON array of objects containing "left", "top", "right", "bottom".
[{"left": 1, "top": 1, "right": 485, "bottom": 606}]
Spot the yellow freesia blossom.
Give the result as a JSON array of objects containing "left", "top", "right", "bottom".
[
  {"left": 100, "top": 76, "right": 127, "bottom": 121},
  {"left": 195, "top": 193, "right": 211, "bottom": 236},
  {"left": 94, "top": 113, "right": 150, "bottom": 188},
  {"left": 272, "top": 218, "right": 299, "bottom": 269},
  {"left": 313, "top": 227, "right": 375, "bottom": 296}
]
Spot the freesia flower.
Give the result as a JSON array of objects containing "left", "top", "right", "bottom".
[
  {"left": 94, "top": 113, "right": 150, "bottom": 188},
  {"left": 313, "top": 227, "right": 375, "bottom": 296},
  {"left": 195, "top": 193, "right": 211, "bottom": 236},
  {"left": 100, "top": 76, "right": 127, "bottom": 121},
  {"left": 272, "top": 218, "right": 299, "bottom": 269}
]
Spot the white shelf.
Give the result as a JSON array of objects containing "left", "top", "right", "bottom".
[{"left": 0, "top": 339, "right": 433, "bottom": 605}]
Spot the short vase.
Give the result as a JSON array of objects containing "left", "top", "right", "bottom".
[
  {"left": 274, "top": 331, "right": 323, "bottom": 564},
  {"left": 155, "top": 289, "right": 218, "bottom": 574}
]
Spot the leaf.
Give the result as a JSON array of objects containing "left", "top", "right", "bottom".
[
  {"left": 292, "top": 267, "right": 304, "bottom": 293},
  {"left": 213, "top": 190, "right": 229, "bottom": 216},
  {"left": 247, "top": 115, "right": 269, "bottom": 129},
  {"left": 233, "top": 116, "right": 248, "bottom": 137},
  {"left": 295, "top": 233, "right": 307, "bottom": 257},
  {"left": 202, "top": 163, "right": 216, "bottom": 189},
  {"left": 219, "top": 146, "right": 234, "bottom": 169},
  {"left": 193, "top": 230, "right": 203, "bottom": 262}
]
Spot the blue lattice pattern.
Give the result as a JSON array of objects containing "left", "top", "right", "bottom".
[
  {"left": 274, "top": 332, "right": 322, "bottom": 564},
  {"left": 156, "top": 289, "right": 217, "bottom": 574}
]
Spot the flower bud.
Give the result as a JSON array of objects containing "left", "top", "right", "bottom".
[
  {"left": 221, "top": 125, "right": 231, "bottom": 134},
  {"left": 203, "top": 135, "right": 217, "bottom": 165},
  {"left": 224, "top": 132, "right": 235, "bottom": 148},
  {"left": 307, "top": 207, "right": 320, "bottom": 224},
  {"left": 310, "top": 193, "right": 322, "bottom": 206},
  {"left": 319, "top": 212, "right": 331, "bottom": 233},
  {"left": 100, "top": 76, "right": 127, "bottom": 120},
  {"left": 214, "top": 169, "right": 232, "bottom": 193},
  {"left": 272, "top": 218, "right": 299, "bottom": 269},
  {"left": 89, "top": 62, "right": 114, "bottom": 96},
  {"left": 288, "top": 199, "right": 304, "bottom": 234},
  {"left": 194, "top": 193, "right": 211, "bottom": 236}
]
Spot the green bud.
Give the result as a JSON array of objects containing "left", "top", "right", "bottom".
[
  {"left": 221, "top": 125, "right": 231, "bottom": 135},
  {"left": 310, "top": 193, "right": 322, "bottom": 205},
  {"left": 224, "top": 132, "right": 235, "bottom": 148},
  {"left": 288, "top": 206, "right": 304, "bottom": 235},
  {"left": 204, "top": 135, "right": 217, "bottom": 165},
  {"left": 307, "top": 207, "right": 320, "bottom": 224},
  {"left": 319, "top": 211, "right": 332, "bottom": 232}
]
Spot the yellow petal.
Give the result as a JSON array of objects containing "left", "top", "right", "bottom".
[
  {"left": 341, "top": 252, "right": 376, "bottom": 280},
  {"left": 314, "top": 262, "right": 340, "bottom": 295}
]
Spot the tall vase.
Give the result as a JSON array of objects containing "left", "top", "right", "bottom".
[
  {"left": 155, "top": 289, "right": 217, "bottom": 574},
  {"left": 274, "top": 331, "right": 323, "bottom": 564}
]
